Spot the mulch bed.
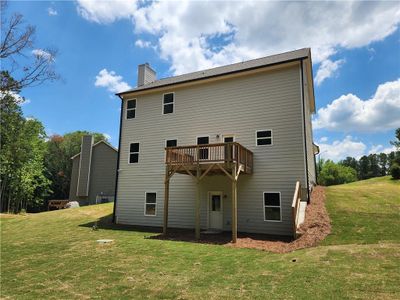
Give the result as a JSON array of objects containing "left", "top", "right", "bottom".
[
  {"left": 229, "top": 186, "right": 331, "bottom": 253},
  {"left": 150, "top": 186, "right": 331, "bottom": 253}
]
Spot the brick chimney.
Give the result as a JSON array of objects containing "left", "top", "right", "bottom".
[{"left": 137, "top": 63, "right": 156, "bottom": 86}]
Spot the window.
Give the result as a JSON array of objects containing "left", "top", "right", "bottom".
[
  {"left": 163, "top": 93, "right": 174, "bottom": 114},
  {"left": 129, "top": 143, "right": 139, "bottom": 163},
  {"left": 223, "top": 136, "right": 234, "bottom": 143},
  {"left": 197, "top": 136, "right": 209, "bottom": 160},
  {"left": 263, "top": 192, "right": 281, "bottom": 221},
  {"left": 166, "top": 139, "right": 177, "bottom": 148},
  {"left": 145, "top": 192, "right": 156, "bottom": 216},
  {"left": 126, "top": 99, "right": 136, "bottom": 119},
  {"left": 256, "top": 130, "right": 272, "bottom": 146}
]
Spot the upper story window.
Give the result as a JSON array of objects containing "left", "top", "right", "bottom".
[
  {"left": 163, "top": 93, "right": 174, "bottom": 114},
  {"left": 129, "top": 142, "right": 139, "bottom": 163},
  {"left": 126, "top": 99, "right": 136, "bottom": 119},
  {"left": 263, "top": 192, "right": 281, "bottom": 221},
  {"left": 166, "top": 139, "right": 177, "bottom": 148},
  {"left": 256, "top": 130, "right": 273, "bottom": 146}
]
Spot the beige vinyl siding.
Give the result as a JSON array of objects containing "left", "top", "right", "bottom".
[
  {"left": 302, "top": 61, "right": 317, "bottom": 188},
  {"left": 88, "top": 143, "right": 118, "bottom": 204},
  {"left": 116, "top": 63, "right": 306, "bottom": 236}
]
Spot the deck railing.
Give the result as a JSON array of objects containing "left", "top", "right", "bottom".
[
  {"left": 165, "top": 142, "right": 253, "bottom": 173},
  {"left": 291, "top": 181, "right": 302, "bottom": 238}
]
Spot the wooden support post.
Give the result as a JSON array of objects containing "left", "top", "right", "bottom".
[
  {"left": 163, "top": 167, "right": 170, "bottom": 235},
  {"left": 195, "top": 166, "right": 201, "bottom": 240},
  {"left": 231, "top": 164, "right": 238, "bottom": 243}
]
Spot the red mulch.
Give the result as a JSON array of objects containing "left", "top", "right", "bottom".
[
  {"left": 149, "top": 186, "right": 331, "bottom": 253},
  {"left": 228, "top": 186, "right": 331, "bottom": 253}
]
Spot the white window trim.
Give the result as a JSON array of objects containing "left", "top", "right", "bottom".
[
  {"left": 128, "top": 141, "right": 140, "bottom": 164},
  {"left": 162, "top": 92, "right": 175, "bottom": 115},
  {"left": 255, "top": 129, "right": 273, "bottom": 147},
  {"left": 144, "top": 191, "right": 157, "bottom": 217},
  {"left": 223, "top": 135, "right": 235, "bottom": 143},
  {"left": 263, "top": 191, "right": 282, "bottom": 222},
  {"left": 126, "top": 98, "right": 137, "bottom": 119},
  {"left": 165, "top": 138, "right": 178, "bottom": 148}
]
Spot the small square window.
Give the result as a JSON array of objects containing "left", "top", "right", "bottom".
[
  {"left": 256, "top": 130, "right": 273, "bottom": 146},
  {"left": 166, "top": 139, "right": 177, "bottom": 148}
]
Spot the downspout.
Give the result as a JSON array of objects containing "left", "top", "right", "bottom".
[
  {"left": 112, "top": 94, "right": 124, "bottom": 223},
  {"left": 300, "top": 60, "right": 311, "bottom": 203}
]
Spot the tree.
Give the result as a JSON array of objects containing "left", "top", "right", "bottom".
[
  {"left": 1, "top": 1, "right": 58, "bottom": 92},
  {"left": 368, "top": 154, "right": 381, "bottom": 178},
  {"left": 378, "top": 153, "right": 388, "bottom": 176},
  {"left": 45, "top": 131, "right": 107, "bottom": 200},
  {"left": 358, "top": 155, "right": 370, "bottom": 180},
  {"left": 0, "top": 90, "right": 50, "bottom": 212},
  {"left": 390, "top": 128, "right": 400, "bottom": 150},
  {"left": 318, "top": 160, "right": 357, "bottom": 186},
  {"left": 339, "top": 157, "right": 359, "bottom": 175}
]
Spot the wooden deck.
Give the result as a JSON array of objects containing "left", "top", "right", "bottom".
[
  {"left": 163, "top": 142, "right": 253, "bottom": 243},
  {"left": 165, "top": 142, "right": 253, "bottom": 176}
]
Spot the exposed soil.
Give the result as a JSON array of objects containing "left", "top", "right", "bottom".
[{"left": 150, "top": 186, "right": 331, "bottom": 253}]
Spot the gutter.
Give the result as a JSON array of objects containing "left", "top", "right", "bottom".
[
  {"left": 112, "top": 94, "right": 124, "bottom": 223},
  {"left": 116, "top": 56, "right": 309, "bottom": 97},
  {"left": 300, "top": 60, "right": 311, "bottom": 203}
]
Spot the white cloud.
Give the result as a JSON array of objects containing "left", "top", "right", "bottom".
[
  {"left": 369, "top": 144, "right": 396, "bottom": 155},
  {"left": 319, "top": 136, "right": 367, "bottom": 161},
  {"left": 314, "top": 59, "right": 345, "bottom": 86},
  {"left": 103, "top": 133, "right": 111, "bottom": 140},
  {"left": 95, "top": 69, "right": 131, "bottom": 93},
  {"left": 32, "top": 49, "right": 54, "bottom": 61},
  {"left": 314, "top": 78, "right": 400, "bottom": 132},
  {"left": 319, "top": 137, "right": 328, "bottom": 143},
  {"left": 135, "top": 39, "right": 152, "bottom": 49},
  {"left": 76, "top": 1, "right": 400, "bottom": 78},
  {"left": 1, "top": 91, "right": 26, "bottom": 105},
  {"left": 48, "top": 7, "right": 58, "bottom": 16},
  {"left": 76, "top": 0, "right": 137, "bottom": 23}
]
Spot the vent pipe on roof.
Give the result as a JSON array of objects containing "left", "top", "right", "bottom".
[{"left": 137, "top": 63, "right": 156, "bottom": 87}]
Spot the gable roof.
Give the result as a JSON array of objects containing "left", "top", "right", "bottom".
[
  {"left": 117, "top": 48, "right": 312, "bottom": 96},
  {"left": 70, "top": 140, "right": 118, "bottom": 160}
]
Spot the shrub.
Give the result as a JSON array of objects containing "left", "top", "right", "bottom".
[
  {"left": 318, "top": 160, "right": 357, "bottom": 186},
  {"left": 390, "top": 163, "right": 400, "bottom": 180}
]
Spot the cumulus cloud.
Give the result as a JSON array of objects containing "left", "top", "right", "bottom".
[
  {"left": 48, "top": 7, "right": 58, "bottom": 16},
  {"left": 103, "top": 133, "right": 111, "bottom": 140},
  {"left": 135, "top": 39, "right": 152, "bottom": 49},
  {"left": 76, "top": 0, "right": 137, "bottom": 23},
  {"left": 314, "top": 78, "right": 400, "bottom": 132},
  {"left": 314, "top": 59, "right": 345, "bottom": 85},
  {"left": 368, "top": 144, "right": 396, "bottom": 155},
  {"left": 95, "top": 69, "right": 131, "bottom": 93},
  {"left": 32, "top": 49, "right": 54, "bottom": 61},
  {"left": 76, "top": 1, "right": 400, "bottom": 76},
  {"left": 319, "top": 137, "right": 328, "bottom": 143},
  {"left": 319, "top": 136, "right": 367, "bottom": 161}
]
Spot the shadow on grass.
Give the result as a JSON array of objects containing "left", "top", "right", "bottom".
[{"left": 79, "top": 213, "right": 292, "bottom": 246}]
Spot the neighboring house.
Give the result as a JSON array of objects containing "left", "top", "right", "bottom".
[
  {"left": 69, "top": 135, "right": 118, "bottom": 206},
  {"left": 113, "top": 48, "right": 318, "bottom": 241}
]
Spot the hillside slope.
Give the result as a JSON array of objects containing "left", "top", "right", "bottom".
[{"left": 1, "top": 177, "right": 399, "bottom": 299}]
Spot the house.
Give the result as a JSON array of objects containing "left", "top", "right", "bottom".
[
  {"left": 69, "top": 135, "right": 118, "bottom": 205},
  {"left": 113, "top": 48, "right": 317, "bottom": 242}
]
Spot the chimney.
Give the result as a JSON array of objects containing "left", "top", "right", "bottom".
[
  {"left": 76, "top": 135, "right": 94, "bottom": 197},
  {"left": 137, "top": 63, "right": 156, "bottom": 86}
]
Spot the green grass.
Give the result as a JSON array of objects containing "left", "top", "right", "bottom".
[{"left": 1, "top": 177, "right": 399, "bottom": 299}]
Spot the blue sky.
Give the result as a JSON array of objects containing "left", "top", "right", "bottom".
[{"left": 4, "top": 1, "right": 400, "bottom": 161}]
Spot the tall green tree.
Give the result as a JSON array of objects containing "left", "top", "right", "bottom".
[
  {"left": 318, "top": 160, "right": 357, "bottom": 186},
  {"left": 45, "top": 131, "right": 106, "bottom": 200}
]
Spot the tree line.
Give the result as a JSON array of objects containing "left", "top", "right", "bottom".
[
  {"left": 318, "top": 129, "right": 400, "bottom": 186},
  {"left": 0, "top": 3, "right": 106, "bottom": 212}
]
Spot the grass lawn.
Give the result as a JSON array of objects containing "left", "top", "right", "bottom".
[{"left": 1, "top": 177, "right": 399, "bottom": 299}]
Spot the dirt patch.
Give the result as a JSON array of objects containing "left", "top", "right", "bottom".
[
  {"left": 229, "top": 186, "right": 331, "bottom": 253},
  {"left": 150, "top": 186, "right": 331, "bottom": 253}
]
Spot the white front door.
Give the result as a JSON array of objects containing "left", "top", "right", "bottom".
[{"left": 209, "top": 192, "right": 223, "bottom": 230}]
